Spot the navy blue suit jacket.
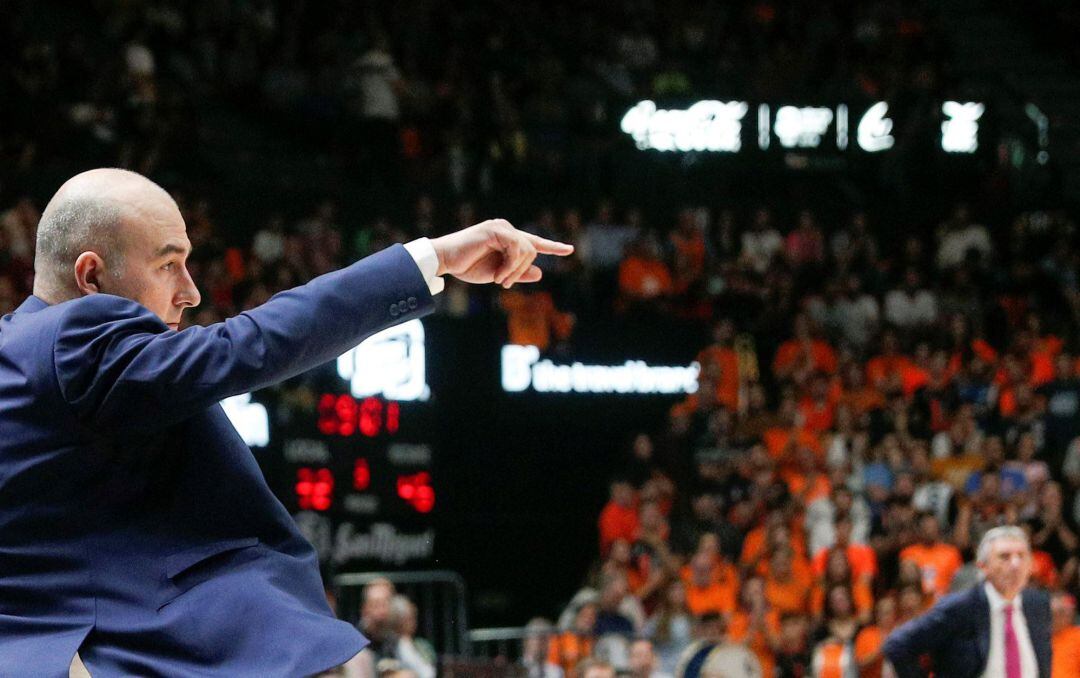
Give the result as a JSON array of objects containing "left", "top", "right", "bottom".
[
  {"left": 0, "top": 245, "right": 433, "bottom": 676},
  {"left": 883, "top": 584, "right": 1052, "bottom": 678}
]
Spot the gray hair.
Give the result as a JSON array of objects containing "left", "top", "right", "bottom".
[
  {"left": 34, "top": 193, "right": 126, "bottom": 295},
  {"left": 976, "top": 525, "right": 1029, "bottom": 565}
]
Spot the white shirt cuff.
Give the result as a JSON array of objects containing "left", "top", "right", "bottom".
[{"left": 403, "top": 238, "right": 445, "bottom": 295}]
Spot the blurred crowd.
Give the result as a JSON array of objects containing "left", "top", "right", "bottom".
[
  {"left": 511, "top": 201, "right": 1080, "bottom": 676},
  {"left": 3, "top": 0, "right": 951, "bottom": 208}
]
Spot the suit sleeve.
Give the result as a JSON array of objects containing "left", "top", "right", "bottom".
[
  {"left": 53, "top": 244, "right": 434, "bottom": 433},
  {"left": 882, "top": 595, "right": 961, "bottom": 678}
]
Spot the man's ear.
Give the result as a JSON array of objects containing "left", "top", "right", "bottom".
[{"left": 73, "top": 251, "right": 107, "bottom": 295}]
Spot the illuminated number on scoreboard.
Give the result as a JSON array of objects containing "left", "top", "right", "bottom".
[
  {"left": 397, "top": 472, "right": 435, "bottom": 513},
  {"left": 317, "top": 394, "right": 401, "bottom": 437},
  {"left": 386, "top": 401, "right": 399, "bottom": 433},
  {"left": 336, "top": 395, "right": 357, "bottom": 436},
  {"left": 359, "top": 398, "right": 381, "bottom": 437},
  {"left": 353, "top": 458, "right": 371, "bottom": 491},
  {"left": 296, "top": 467, "right": 334, "bottom": 511}
]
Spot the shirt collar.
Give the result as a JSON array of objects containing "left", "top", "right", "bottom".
[{"left": 984, "top": 581, "right": 1019, "bottom": 611}]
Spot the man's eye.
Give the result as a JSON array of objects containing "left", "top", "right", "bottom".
[{"left": 162, "top": 262, "right": 174, "bottom": 271}]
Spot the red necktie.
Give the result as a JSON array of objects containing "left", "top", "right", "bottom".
[{"left": 1004, "top": 603, "right": 1021, "bottom": 678}]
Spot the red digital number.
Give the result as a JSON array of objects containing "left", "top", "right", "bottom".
[
  {"left": 359, "top": 398, "right": 382, "bottom": 437},
  {"left": 296, "top": 467, "right": 334, "bottom": 511},
  {"left": 317, "top": 394, "right": 338, "bottom": 435},
  {"left": 317, "top": 394, "right": 400, "bottom": 437},
  {"left": 353, "top": 458, "right": 371, "bottom": 491},
  {"left": 335, "top": 395, "right": 358, "bottom": 436},
  {"left": 386, "top": 401, "right": 400, "bottom": 434},
  {"left": 396, "top": 471, "right": 435, "bottom": 513}
]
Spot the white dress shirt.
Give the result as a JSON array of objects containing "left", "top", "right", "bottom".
[
  {"left": 403, "top": 238, "right": 445, "bottom": 295},
  {"left": 981, "top": 582, "right": 1038, "bottom": 678}
]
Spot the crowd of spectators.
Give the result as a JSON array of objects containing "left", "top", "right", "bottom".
[
  {"left": 3, "top": 0, "right": 953, "bottom": 211},
  {"left": 510, "top": 199, "right": 1080, "bottom": 676}
]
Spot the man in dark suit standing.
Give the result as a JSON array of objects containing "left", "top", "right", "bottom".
[
  {"left": 0, "top": 168, "right": 572, "bottom": 676},
  {"left": 883, "top": 525, "right": 1052, "bottom": 677}
]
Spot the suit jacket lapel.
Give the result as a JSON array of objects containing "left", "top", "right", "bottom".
[{"left": 974, "top": 585, "right": 991, "bottom": 669}]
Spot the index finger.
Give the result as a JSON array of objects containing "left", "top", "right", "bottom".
[{"left": 524, "top": 232, "right": 575, "bottom": 256}]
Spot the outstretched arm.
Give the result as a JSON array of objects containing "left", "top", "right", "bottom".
[
  {"left": 54, "top": 221, "right": 572, "bottom": 433},
  {"left": 54, "top": 244, "right": 433, "bottom": 432}
]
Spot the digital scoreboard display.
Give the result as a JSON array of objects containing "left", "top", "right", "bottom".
[
  {"left": 270, "top": 393, "right": 437, "bottom": 568},
  {"left": 226, "top": 320, "right": 437, "bottom": 569},
  {"left": 289, "top": 394, "right": 434, "bottom": 519}
]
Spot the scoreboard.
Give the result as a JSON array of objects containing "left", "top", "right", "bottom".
[
  {"left": 292, "top": 394, "right": 434, "bottom": 515},
  {"left": 223, "top": 320, "right": 437, "bottom": 569}
]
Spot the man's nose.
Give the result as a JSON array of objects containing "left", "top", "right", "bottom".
[{"left": 177, "top": 267, "right": 202, "bottom": 308}]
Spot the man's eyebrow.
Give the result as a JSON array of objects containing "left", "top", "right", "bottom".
[{"left": 154, "top": 243, "right": 191, "bottom": 258}]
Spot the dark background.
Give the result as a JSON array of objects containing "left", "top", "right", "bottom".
[{"left": 426, "top": 315, "right": 706, "bottom": 627}]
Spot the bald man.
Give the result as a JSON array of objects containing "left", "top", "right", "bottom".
[{"left": 0, "top": 169, "right": 571, "bottom": 676}]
